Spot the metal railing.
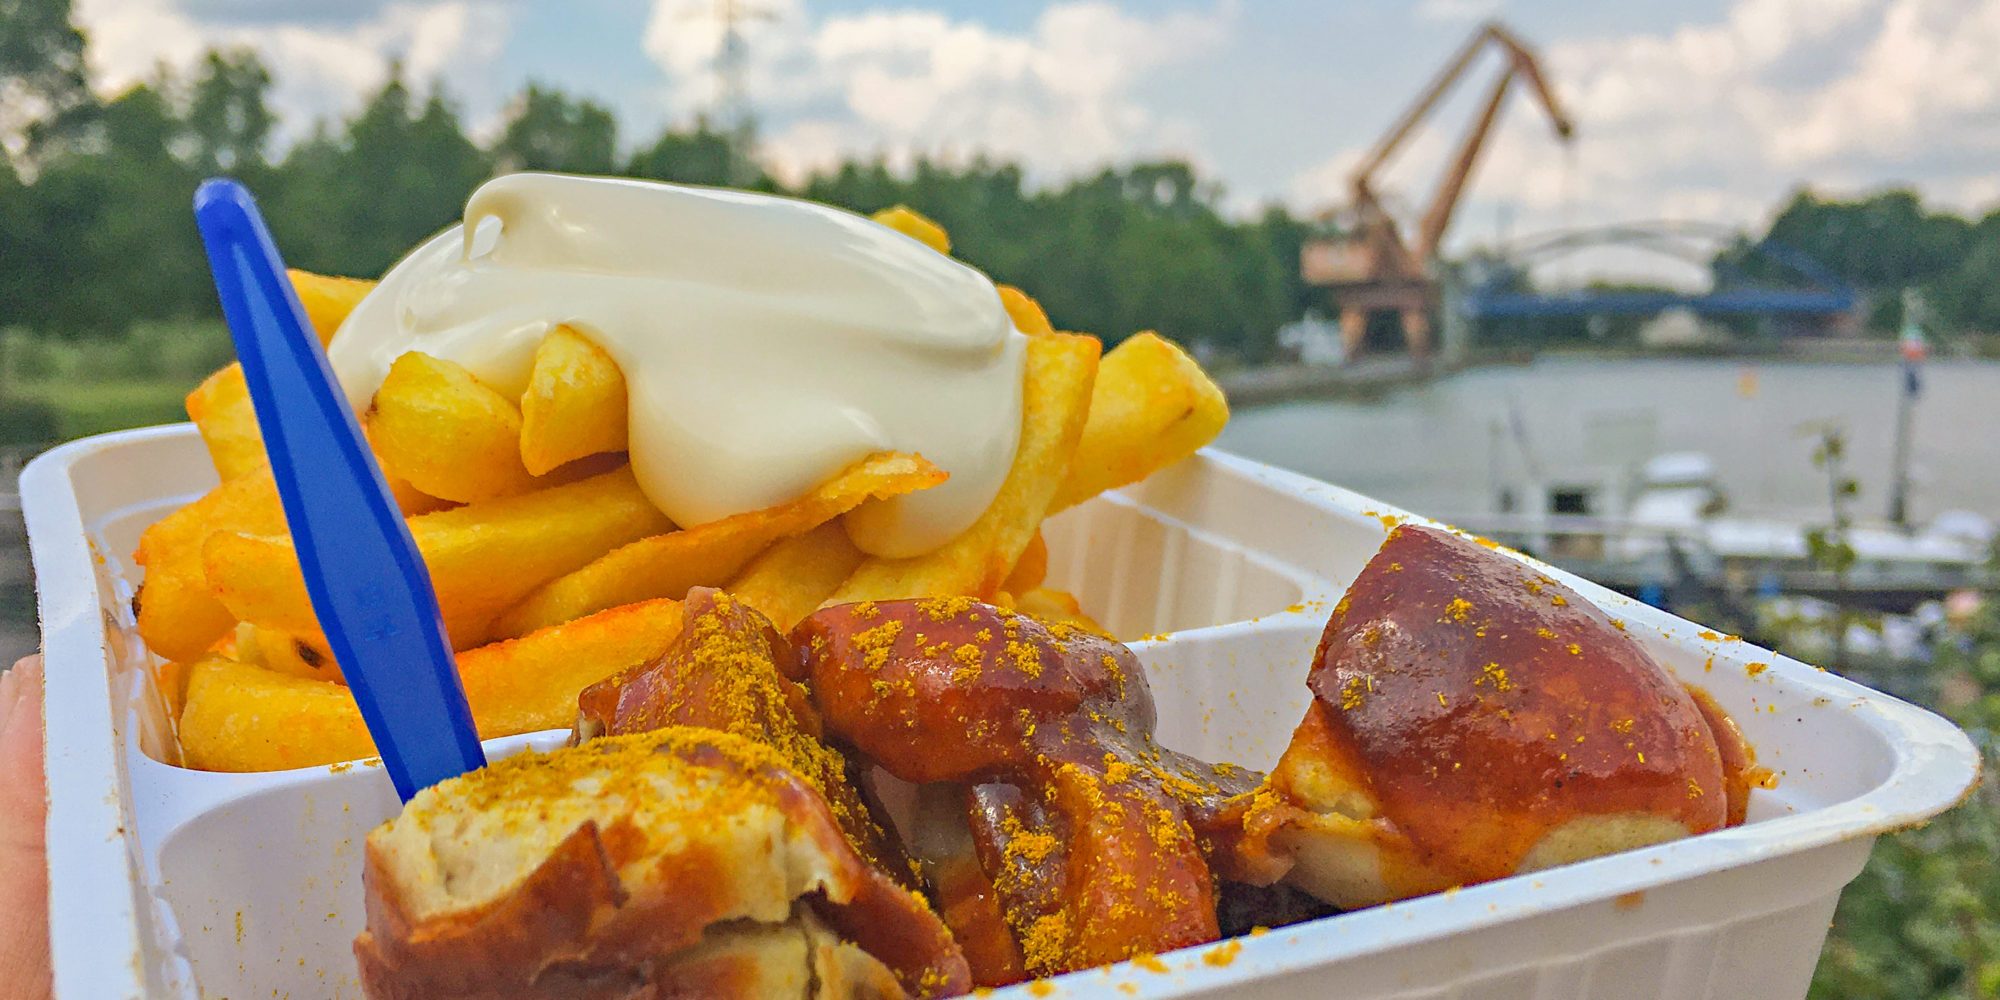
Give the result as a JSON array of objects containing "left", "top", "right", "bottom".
[{"left": 1440, "top": 511, "right": 1995, "bottom": 601}]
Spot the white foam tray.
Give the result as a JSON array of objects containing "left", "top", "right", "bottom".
[{"left": 25, "top": 424, "right": 1978, "bottom": 1000}]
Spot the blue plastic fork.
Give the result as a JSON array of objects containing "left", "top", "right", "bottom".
[{"left": 193, "top": 178, "right": 485, "bottom": 801}]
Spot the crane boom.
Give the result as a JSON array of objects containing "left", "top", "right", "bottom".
[
  {"left": 1502, "top": 26, "right": 1574, "bottom": 142},
  {"left": 1301, "top": 20, "right": 1574, "bottom": 363},
  {"left": 1351, "top": 20, "right": 1573, "bottom": 257},
  {"left": 1349, "top": 24, "right": 1498, "bottom": 196},
  {"left": 1419, "top": 51, "right": 1537, "bottom": 258}
]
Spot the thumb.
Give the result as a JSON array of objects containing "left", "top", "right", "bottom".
[{"left": 0, "top": 656, "right": 52, "bottom": 1000}]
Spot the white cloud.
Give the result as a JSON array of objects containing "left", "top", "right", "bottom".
[
  {"left": 1416, "top": 0, "right": 1502, "bottom": 23},
  {"left": 1286, "top": 0, "right": 2000, "bottom": 285},
  {"left": 58, "top": 0, "right": 2000, "bottom": 271},
  {"left": 73, "top": 0, "right": 515, "bottom": 142},
  {"left": 641, "top": 0, "right": 1234, "bottom": 184}
]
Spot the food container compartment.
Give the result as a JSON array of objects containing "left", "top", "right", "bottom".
[{"left": 25, "top": 424, "right": 1979, "bottom": 999}]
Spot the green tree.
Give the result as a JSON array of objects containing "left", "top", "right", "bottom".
[
  {"left": 1811, "top": 582, "right": 2000, "bottom": 999},
  {"left": 22, "top": 81, "right": 205, "bottom": 333},
  {"left": 492, "top": 83, "right": 617, "bottom": 175},
  {"left": 794, "top": 156, "right": 1302, "bottom": 359},
  {"left": 260, "top": 122, "right": 348, "bottom": 276},
  {"left": 1024, "top": 161, "right": 1291, "bottom": 356},
  {"left": 0, "top": 151, "right": 34, "bottom": 326},
  {"left": 1766, "top": 189, "right": 1971, "bottom": 288},
  {"left": 1734, "top": 189, "right": 1981, "bottom": 333},
  {"left": 626, "top": 119, "right": 767, "bottom": 189},
  {"left": 183, "top": 48, "right": 275, "bottom": 175},
  {"left": 267, "top": 69, "right": 490, "bottom": 278},
  {"left": 1922, "top": 209, "right": 2000, "bottom": 334},
  {"left": 1251, "top": 204, "right": 1319, "bottom": 326},
  {"left": 0, "top": 0, "right": 95, "bottom": 171}
]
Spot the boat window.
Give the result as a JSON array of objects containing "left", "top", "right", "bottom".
[{"left": 1550, "top": 487, "right": 1593, "bottom": 516}]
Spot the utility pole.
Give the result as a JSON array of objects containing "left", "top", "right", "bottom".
[{"left": 1888, "top": 288, "right": 1926, "bottom": 529}]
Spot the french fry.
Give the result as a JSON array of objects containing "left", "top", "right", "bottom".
[
  {"left": 203, "top": 467, "right": 670, "bottom": 649},
  {"left": 179, "top": 657, "right": 377, "bottom": 772},
  {"left": 493, "top": 452, "right": 945, "bottom": 638},
  {"left": 186, "top": 363, "right": 447, "bottom": 513},
  {"left": 184, "top": 367, "right": 266, "bottom": 481},
  {"left": 998, "top": 285, "right": 1055, "bottom": 337},
  {"left": 184, "top": 271, "right": 375, "bottom": 481},
  {"left": 831, "top": 332, "right": 1098, "bottom": 603},
  {"left": 458, "top": 597, "right": 684, "bottom": 736},
  {"left": 519, "top": 325, "right": 629, "bottom": 475},
  {"left": 724, "top": 521, "right": 864, "bottom": 632},
  {"left": 134, "top": 467, "right": 288, "bottom": 662},
  {"left": 1003, "top": 529, "right": 1048, "bottom": 594},
  {"left": 870, "top": 205, "right": 950, "bottom": 254},
  {"left": 381, "top": 470, "right": 457, "bottom": 517},
  {"left": 1014, "top": 587, "right": 1108, "bottom": 637},
  {"left": 287, "top": 269, "right": 376, "bottom": 341},
  {"left": 369, "top": 352, "right": 539, "bottom": 503},
  {"left": 179, "top": 599, "right": 686, "bottom": 772},
  {"left": 1052, "top": 332, "right": 1228, "bottom": 512},
  {"left": 208, "top": 626, "right": 242, "bottom": 659},
  {"left": 248, "top": 625, "right": 341, "bottom": 683}
]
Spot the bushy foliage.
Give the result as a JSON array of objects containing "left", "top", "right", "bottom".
[
  {"left": 1730, "top": 188, "right": 2000, "bottom": 334},
  {"left": 1810, "top": 588, "right": 2000, "bottom": 999},
  {"left": 1786, "top": 432, "right": 2000, "bottom": 999}
]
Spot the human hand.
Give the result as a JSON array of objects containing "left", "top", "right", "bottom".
[{"left": 0, "top": 655, "right": 51, "bottom": 1000}]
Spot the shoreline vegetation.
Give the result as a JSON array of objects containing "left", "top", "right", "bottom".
[{"left": 5, "top": 325, "right": 2000, "bottom": 447}]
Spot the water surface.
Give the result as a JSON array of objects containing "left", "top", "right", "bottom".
[{"left": 1218, "top": 357, "right": 2000, "bottom": 524}]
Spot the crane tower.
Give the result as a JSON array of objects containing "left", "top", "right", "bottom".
[{"left": 1302, "top": 21, "right": 1575, "bottom": 361}]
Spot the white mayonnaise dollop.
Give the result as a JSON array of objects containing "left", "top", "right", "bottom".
[{"left": 327, "top": 172, "right": 1025, "bottom": 557}]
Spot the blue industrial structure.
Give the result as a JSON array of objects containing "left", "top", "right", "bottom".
[{"left": 1458, "top": 221, "right": 1857, "bottom": 322}]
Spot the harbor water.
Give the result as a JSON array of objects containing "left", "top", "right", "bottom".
[{"left": 1217, "top": 356, "right": 2000, "bottom": 526}]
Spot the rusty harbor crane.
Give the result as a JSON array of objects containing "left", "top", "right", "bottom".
[{"left": 1302, "top": 21, "right": 1575, "bottom": 360}]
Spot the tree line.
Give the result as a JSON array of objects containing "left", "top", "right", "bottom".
[
  {"left": 1731, "top": 188, "right": 2000, "bottom": 334},
  {"left": 4, "top": 0, "right": 1999, "bottom": 359},
  {"left": 0, "top": 1, "right": 1315, "bottom": 357}
]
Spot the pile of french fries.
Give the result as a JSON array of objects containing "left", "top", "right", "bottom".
[{"left": 138, "top": 207, "right": 1230, "bottom": 773}]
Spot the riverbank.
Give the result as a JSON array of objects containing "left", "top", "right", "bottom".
[{"left": 1215, "top": 354, "right": 1472, "bottom": 406}]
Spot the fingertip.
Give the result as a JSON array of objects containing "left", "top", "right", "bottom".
[
  {"left": 0, "top": 669, "right": 23, "bottom": 737},
  {"left": 3, "top": 657, "right": 44, "bottom": 728},
  {"left": 0, "top": 658, "right": 44, "bottom": 791}
]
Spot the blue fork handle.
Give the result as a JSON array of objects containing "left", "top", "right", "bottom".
[{"left": 194, "top": 178, "right": 485, "bottom": 800}]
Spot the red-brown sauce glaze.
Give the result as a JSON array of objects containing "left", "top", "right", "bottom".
[
  {"left": 794, "top": 597, "right": 1260, "bottom": 982},
  {"left": 575, "top": 588, "right": 909, "bottom": 880},
  {"left": 1684, "top": 683, "right": 1773, "bottom": 826},
  {"left": 1307, "top": 526, "right": 1729, "bottom": 884}
]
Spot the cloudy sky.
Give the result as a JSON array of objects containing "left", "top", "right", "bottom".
[{"left": 69, "top": 0, "right": 2000, "bottom": 267}]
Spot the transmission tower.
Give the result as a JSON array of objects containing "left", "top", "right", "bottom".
[{"left": 682, "top": 0, "right": 774, "bottom": 184}]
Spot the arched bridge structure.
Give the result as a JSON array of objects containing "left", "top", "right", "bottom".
[{"left": 1458, "top": 222, "right": 1857, "bottom": 322}]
